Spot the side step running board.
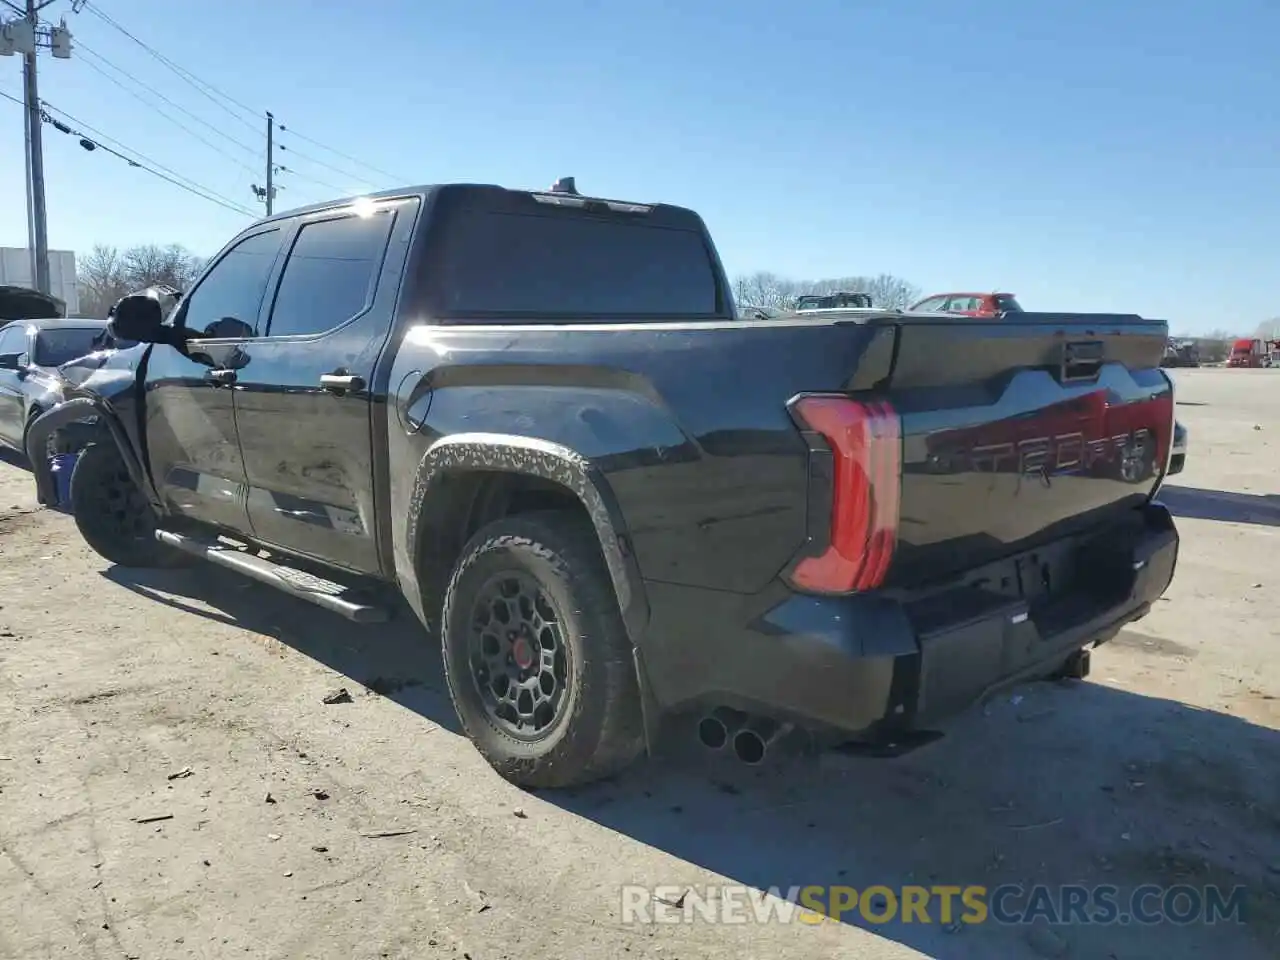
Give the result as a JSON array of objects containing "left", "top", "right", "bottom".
[{"left": 155, "top": 530, "right": 390, "bottom": 623}]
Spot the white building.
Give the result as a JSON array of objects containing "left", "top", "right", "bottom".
[{"left": 0, "top": 247, "right": 80, "bottom": 315}]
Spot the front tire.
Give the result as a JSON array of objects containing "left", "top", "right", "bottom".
[
  {"left": 70, "top": 442, "right": 181, "bottom": 568},
  {"left": 440, "top": 511, "right": 644, "bottom": 788}
]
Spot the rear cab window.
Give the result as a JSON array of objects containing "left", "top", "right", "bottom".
[
  {"left": 423, "top": 188, "right": 728, "bottom": 320},
  {"left": 266, "top": 211, "right": 395, "bottom": 338}
]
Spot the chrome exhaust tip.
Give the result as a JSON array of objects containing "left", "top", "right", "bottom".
[
  {"left": 732, "top": 717, "right": 781, "bottom": 764},
  {"left": 697, "top": 706, "right": 746, "bottom": 750}
]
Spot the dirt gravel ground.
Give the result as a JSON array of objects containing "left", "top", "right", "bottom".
[{"left": 1, "top": 367, "right": 1278, "bottom": 960}]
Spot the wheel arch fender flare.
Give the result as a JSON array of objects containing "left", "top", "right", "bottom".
[
  {"left": 25, "top": 398, "right": 158, "bottom": 510},
  {"left": 405, "top": 432, "right": 650, "bottom": 645}
]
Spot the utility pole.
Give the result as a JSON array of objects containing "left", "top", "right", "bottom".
[
  {"left": 22, "top": 56, "right": 34, "bottom": 275},
  {"left": 2, "top": 2, "right": 72, "bottom": 296},
  {"left": 265, "top": 111, "right": 273, "bottom": 215},
  {"left": 23, "top": 0, "right": 49, "bottom": 295},
  {"left": 251, "top": 111, "right": 277, "bottom": 215}
]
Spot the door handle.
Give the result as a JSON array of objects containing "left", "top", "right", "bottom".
[
  {"left": 319, "top": 373, "right": 365, "bottom": 394},
  {"left": 207, "top": 368, "right": 237, "bottom": 386}
]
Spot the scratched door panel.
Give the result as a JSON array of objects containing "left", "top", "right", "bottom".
[
  {"left": 234, "top": 199, "right": 416, "bottom": 575},
  {"left": 141, "top": 226, "right": 286, "bottom": 531}
]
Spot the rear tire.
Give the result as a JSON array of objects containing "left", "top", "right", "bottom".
[
  {"left": 439, "top": 510, "right": 644, "bottom": 789},
  {"left": 70, "top": 442, "right": 183, "bottom": 568}
]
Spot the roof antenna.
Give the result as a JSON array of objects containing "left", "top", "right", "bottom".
[{"left": 549, "top": 176, "right": 579, "bottom": 195}]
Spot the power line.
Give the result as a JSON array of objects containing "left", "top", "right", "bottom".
[
  {"left": 55, "top": 25, "right": 336, "bottom": 205},
  {"left": 73, "top": 39, "right": 261, "bottom": 158},
  {"left": 276, "top": 122, "right": 408, "bottom": 185},
  {"left": 43, "top": 110, "right": 257, "bottom": 216},
  {"left": 75, "top": 1, "right": 408, "bottom": 191},
  {"left": 274, "top": 163, "right": 347, "bottom": 197},
  {"left": 275, "top": 141, "right": 378, "bottom": 191},
  {"left": 79, "top": 0, "right": 261, "bottom": 134},
  {"left": 72, "top": 52, "right": 261, "bottom": 176},
  {"left": 5, "top": 94, "right": 257, "bottom": 217},
  {"left": 42, "top": 107, "right": 257, "bottom": 216},
  {"left": 39, "top": 99, "right": 221, "bottom": 197}
]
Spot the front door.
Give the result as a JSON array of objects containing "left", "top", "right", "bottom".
[
  {"left": 143, "top": 226, "right": 286, "bottom": 531},
  {"left": 232, "top": 199, "right": 414, "bottom": 575},
  {"left": 0, "top": 324, "right": 31, "bottom": 448}
]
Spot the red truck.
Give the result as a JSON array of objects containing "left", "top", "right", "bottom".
[
  {"left": 1227, "top": 338, "right": 1279, "bottom": 368},
  {"left": 911, "top": 292, "right": 1188, "bottom": 482},
  {"left": 925, "top": 386, "right": 1175, "bottom": 493}
]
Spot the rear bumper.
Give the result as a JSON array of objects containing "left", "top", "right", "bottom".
[{"left": 638, "top": 502, "right": 1179, "bottom": 738}]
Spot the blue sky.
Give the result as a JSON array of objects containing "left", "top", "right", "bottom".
[{"left": 0, "top": 0, "right": 1275, "bottom": 334}]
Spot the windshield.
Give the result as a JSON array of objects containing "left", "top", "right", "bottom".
[
  {"left": 994, "top": 294, "right": 1023, "bottom": 312},
  {"left": 89, "top": 326, "right": 136, "bottom": 351},
  {"left": 32, "top": 327, "right": 107, "bottom": 367}
]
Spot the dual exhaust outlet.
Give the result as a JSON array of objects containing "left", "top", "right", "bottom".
[{"left": 696, "top": 707, "right": 784, "bottom": 764}]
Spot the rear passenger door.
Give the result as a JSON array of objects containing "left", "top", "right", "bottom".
[{"left": 232, "top": 198, "right": 418, "bottom": 575}]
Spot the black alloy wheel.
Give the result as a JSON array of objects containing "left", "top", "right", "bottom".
[
  {"left": 468, "top": 570, "right": 571, "bottom": 740},
  {"left": 439, "top": 510, "right": 645, "bottom": 788}
]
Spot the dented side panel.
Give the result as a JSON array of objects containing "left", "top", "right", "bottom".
[
  {"left": 384, "top": 320, "right": 889, "bottom": 624},
  {"left": 28, "top": 342, "right": 158, "bottom": 508}
]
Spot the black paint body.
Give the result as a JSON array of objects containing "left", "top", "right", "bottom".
[{"left": 41, "top": 184, "right": 1181, "bottom": 739}]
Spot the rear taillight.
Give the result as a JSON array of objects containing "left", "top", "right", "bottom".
[{"left": 787, "top": 395, "right": 902, "bottom": 594}]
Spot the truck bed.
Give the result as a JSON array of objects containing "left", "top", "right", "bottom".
[{"left": 405, "top": 309, "right": 1173, "bottom": 599}]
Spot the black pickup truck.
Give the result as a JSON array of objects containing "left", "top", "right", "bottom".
[{"left": 29, "top": 179, "right": 1181, "bottom": 788}]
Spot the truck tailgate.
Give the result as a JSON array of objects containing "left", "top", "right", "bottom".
[{"left": 879, "top": 313, "right": 1174, "bottom": 587}]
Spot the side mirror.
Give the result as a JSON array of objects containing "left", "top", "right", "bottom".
[
  {"left": 0, "top": 352, "right": 23, "bottom": 371},
  {"left": 108, "top": 292, "right": 167, "bottom": 344},
  {"left": 200, "top": 316, "right": 255, "bottom": 340}
]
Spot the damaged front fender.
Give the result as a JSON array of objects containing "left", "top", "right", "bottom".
[
  {"left": 27, "top": 399, "right": 101, "bottom": 505},
  {"left": 26, "top": 344, "right": 161, "bottom": 511}
]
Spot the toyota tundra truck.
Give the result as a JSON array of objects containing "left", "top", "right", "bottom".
[{"left": 28, "top": 178, "right": 1181, "bottom": 789}]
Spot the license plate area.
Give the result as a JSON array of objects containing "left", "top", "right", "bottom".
[
  {"left": 904, "top": 509, "right": 1148, "bottom": 637},
  {"left": 906, "top": 508, "right": 1162, "bottom": 725}
]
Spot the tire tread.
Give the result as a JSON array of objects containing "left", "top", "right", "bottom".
[
  {"left": 70, "top": 443, "right": 176, "bottom": 568},
  {"left": 439, "top": 510, "right": 644, "bottom": 788}
]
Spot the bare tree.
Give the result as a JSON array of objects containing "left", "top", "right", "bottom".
[
  {"left": 732, "top": 271, "right": 921, "bottom": 312},
  {"left": 77, "top": 243, "right": 205, "bottom": 317},
  {"left": 800, "top": 274, "right": 922, "bottom": 310},
  {"left": 123, "top": 243, "right": 202, "bottom": 291},
  {"left": 733, "top": 271, "right": 799, "bottom": 311},
  {"left": 77, "top": 244, "right": 130, "bottom": 318},
  {"left": 1196, "top": 328, "right": 1236, "bottom": 363},
  {"left": 1254, "top": 318, "right": 1280, "bottom": 340},
  {"left": 860, "top": 274, "right": 921, "bottom": 310}
]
